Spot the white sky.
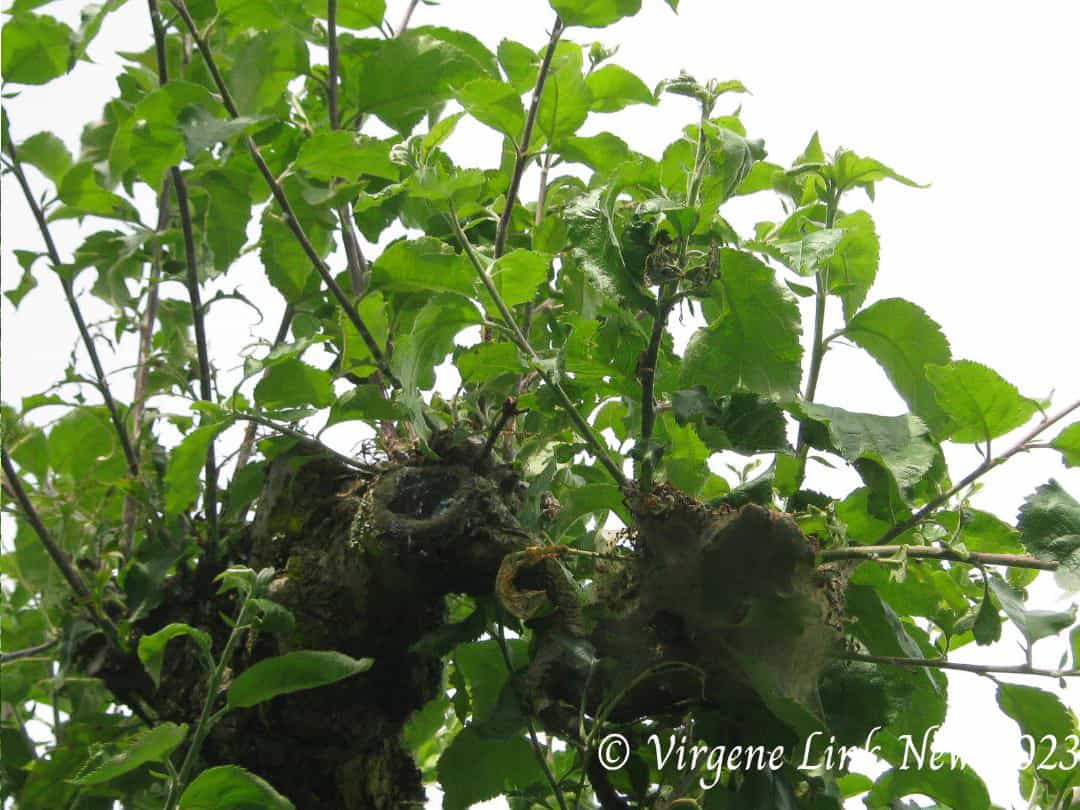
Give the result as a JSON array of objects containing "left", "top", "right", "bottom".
[{"left": 2, "top": 1, "right": 1079, "bottom": 808}]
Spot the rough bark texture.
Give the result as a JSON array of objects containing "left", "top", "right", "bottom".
[{"left": 87, "top": 436, "right": 849, "bottom": 809}]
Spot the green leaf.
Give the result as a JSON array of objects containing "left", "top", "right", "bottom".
[
  {"left": 997, "top": 683, "right": 1078, "bottom": 776},
  {"left": 972, "top": 580, "right": 1002, "bottom": 646},
  {"left": 925, "top": 360, "right": 1036, "bottom": 444},
  {"left": 681, "top": 249, "right": 803, "bottom": 398},
  {"left": 437, "top": 727, "right": 542, "bottom": 810},
  {"left": 226, "top": 650, "right": 373, "bottom": 710},
  {"left": 17, "top": 131, "right": 72, "bottom": 186},
  {"left": 585, "top": 64, "right": 655, "bottom": 113},
  {"left": 57, "top": 162, "right": 140, "bottom": 221},
  {"left": 294, "top": 131, "right": 398, "bottom": 181},
  {"left": 110, "top": 81, "right": 229, "bottom": 186},
  {"left": 832, "top": 149, "right": 924, "bottom": 196},
  {"left": 765, "top": 228, "right": 844, "bottom": 277},
  {"left": 1017, "top": 480, "right": 1080, "bottom": 591},
  {"left": 164, "top": 420, "right": 232, "bottom": 514},
  {"left": 228, "top": 28, "right": 310, "bottom": 115},
  {"left": 488, "top": 249, "right": 550, "bottom": 307},
  {"left": 455, "top": 78, "right": 525, "bottom": 138},
  {"left": 252, "top": 599, "right": 297, "bottom": 635},
  {"left": 254, "top": 359, "right": 335, "bottom": 410},
  {"left": 670, "top": 388, "right": 791, "bottom": 454},
  {"left": 556, "top": 132, "right": 632, "bottom": 174},
  {"left": 1050, "top": 421, "right": 1080, "bottom": 467},
  {"left": 178, "top": 765, "right": 294, "bottom": 810},
  {"left": 73, "top": 723, "right": 188, "bottom": 785},
  {"left": 828, "top": 210, "right": 879, "bottom": 320},
  {"left": 497, "top": 39, "right": 539, "bottom": 92},
  {"left": 988, "top": 575, "right": 1076, "bottom": 647},
  {"left": 563, "top": 186, "right": 653, "bottom": 312},
  {"left": 549, "top": 0, "right": 642, "bottom": 27},
  {"left": 370, "top": 237, "right": 475, "bottom": 297},
  {"left": 137, "top": 623, "right": 213, "bottom": 687},
  {"left": 536, "top": 42, "right": 591, "bottom": 141},
  {"left": 350, "top": 29, "right": 493, "bottom": 133},
  {"left": 1, "top": 13, "right": 74, "bottom": 85},
  {"left": 866, "top": 763, "right": 989, "bottom": 810},
  {"left": 843, "top": 298, "right": 952, "bottom": 435},
  {"left": 456, "top": 342, "right": 526, "bottom": 383},
  {"left": 48, "top": 406, "right": 123, "bottom": 483},
  {"left": 796, "top": 403, "right": 938, "bottom": 491},
  {"left": 391, "top": 294, "right": 482, "bottom": 393},
  {"left": 303, "top": 0, "right": 384, "bottom": 29}
]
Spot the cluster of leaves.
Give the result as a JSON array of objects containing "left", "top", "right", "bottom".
[{"left": 2, "top": 0, "right": 1079, "bottom": 808}]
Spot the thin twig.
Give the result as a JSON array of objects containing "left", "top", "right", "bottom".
[
  {"left": 234, "top": 306, "right": 294, "bottom": 474},
  {"left": 450, "top": 210, "right": 627, "bottom": 487},
  {"left": 148, "top": 0, "right": 220, "bottom": 553},
  {"left": 874, "top": 398, "right": 1080, "bottom": 545},
  {"left": 396, "top": 0, "right": 421, "bottom": 35},
  {"left": 837, "top": 651, "right": 1078, "bottom": 679},
  {"left": 479, "top": 397, "right": 518, "bottom": 464},
  {"left": 493, "top": 16, "right": 565, "bottom": 259},
  {"left": 818, "top": 544, "right": 1058, "bottom": 571},
  {"left": 1, "top": 450, "right": 123, "bottom": 651},
  {"left": 231, "top": 413, "right": 376, "bottom": 473},
  {"left": 638, "top": 106, "right": 709, "bottom": 491},
  {"left": 327, "top": 0, "right": 339, "bottom": 129},
  {"left": 0, "top": 638, "right": 59, "bottom": 665},
  {"left": 172, "top": 170, "right": 221, "bottom": 553},
  {"left": 2, "top": 131, "right": 139, "bottom": 477},
  {"left": 168, "top": 0, "right": 399, "bottom": 388},
  {"left": 493, "top": 621, "right": 569, "bottom": 810}
]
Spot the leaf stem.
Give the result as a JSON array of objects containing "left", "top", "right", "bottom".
[
  {"left": 164, "top": 595, "right": 255, "bottom": 809},
  {"left": 1, "top": 130, "right": 139, "bottom": 478},
  {"left": 836, "top": 651, "right": 1078, "bottom": 679},
  {"left": 873, "top": 397, "right": 1080, "bottom": 545},
  {"left": 791, "top": 184, "right": 840, "bottom": 492},
  {"left": 818, "top": 544, "right": 1057, "bottom": 571},
  {"left": 450, "top": 210, "right": 627, "bottom": 487},
  {"left": 168, "top": 0, "right": 399, "bottom": 388},
  {"left": 493, "top": 15, "right": 565, "bottom": 259}
]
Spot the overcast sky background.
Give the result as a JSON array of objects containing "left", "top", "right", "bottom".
[{"left": 2, "top": 1, "right": 1079, "bottom": 808}]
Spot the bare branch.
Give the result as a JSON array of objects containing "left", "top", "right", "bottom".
[
  {"left": 231, "top": 413, "right": 377, "bottom": 474},
  {"left": 1, "top": 449, "right": 122, "bottom": 650},
  {"left": 874, "top": 398, "right": 1080, "bottom": 545},
  {"left": 837, "top": 651, "right": 1078, "bottom": 680},
  {"left": 168, "top": 0, "right": 399, "bottom": 388},
  {"left": 493, "top": 16, "right": 565, "bottom": 259},
  {"left": 450, "top": 210, "right": 627, "bottom": 487},
  {"left": 0, "top": 638, "right": 59, "bottom": 665},
  {"left": 818, "top": 544, "right": 1058, "bottom": 571},
  {"left": 1, "top": 130, "right": 139, "bottom": 477}
]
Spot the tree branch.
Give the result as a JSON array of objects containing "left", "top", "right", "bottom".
[
  {"left": 234, "top": 306, "right": 294, "bottom": 474},
  {"left": 231, "top": 413, "right": 376, "bottom": 473},
  {"left": 450, "top": 210, "right": 628, "bottom": 487},
  {"left": 1, "top": 130, "right": 139, "bottom": 477},
  {"left": 0, "top": 637, "right": 58, "bottom": 665},
  {"left": 818, "top": 544, "right": 1058, "bottom": 571},
  {"left": 493, "top": 16, "right": 564, "bottom": 259},
  {"left": 172, "top": 170, "right": 221, "bottom": 553},
  {"left": 1, "top": 449, "right": 122, "bottom": 649},
  {"left": 837, "top": 651, "right": 1078, "bottom": 680},
  {"left": 873, "top": 398, "right": 1080, "bottom": 545},
  {"left": 168, "top": 0, "right": 399, "bottom": 388},
  {"left": 396, "top": 0, "right": 421, "bottom": 35}
]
